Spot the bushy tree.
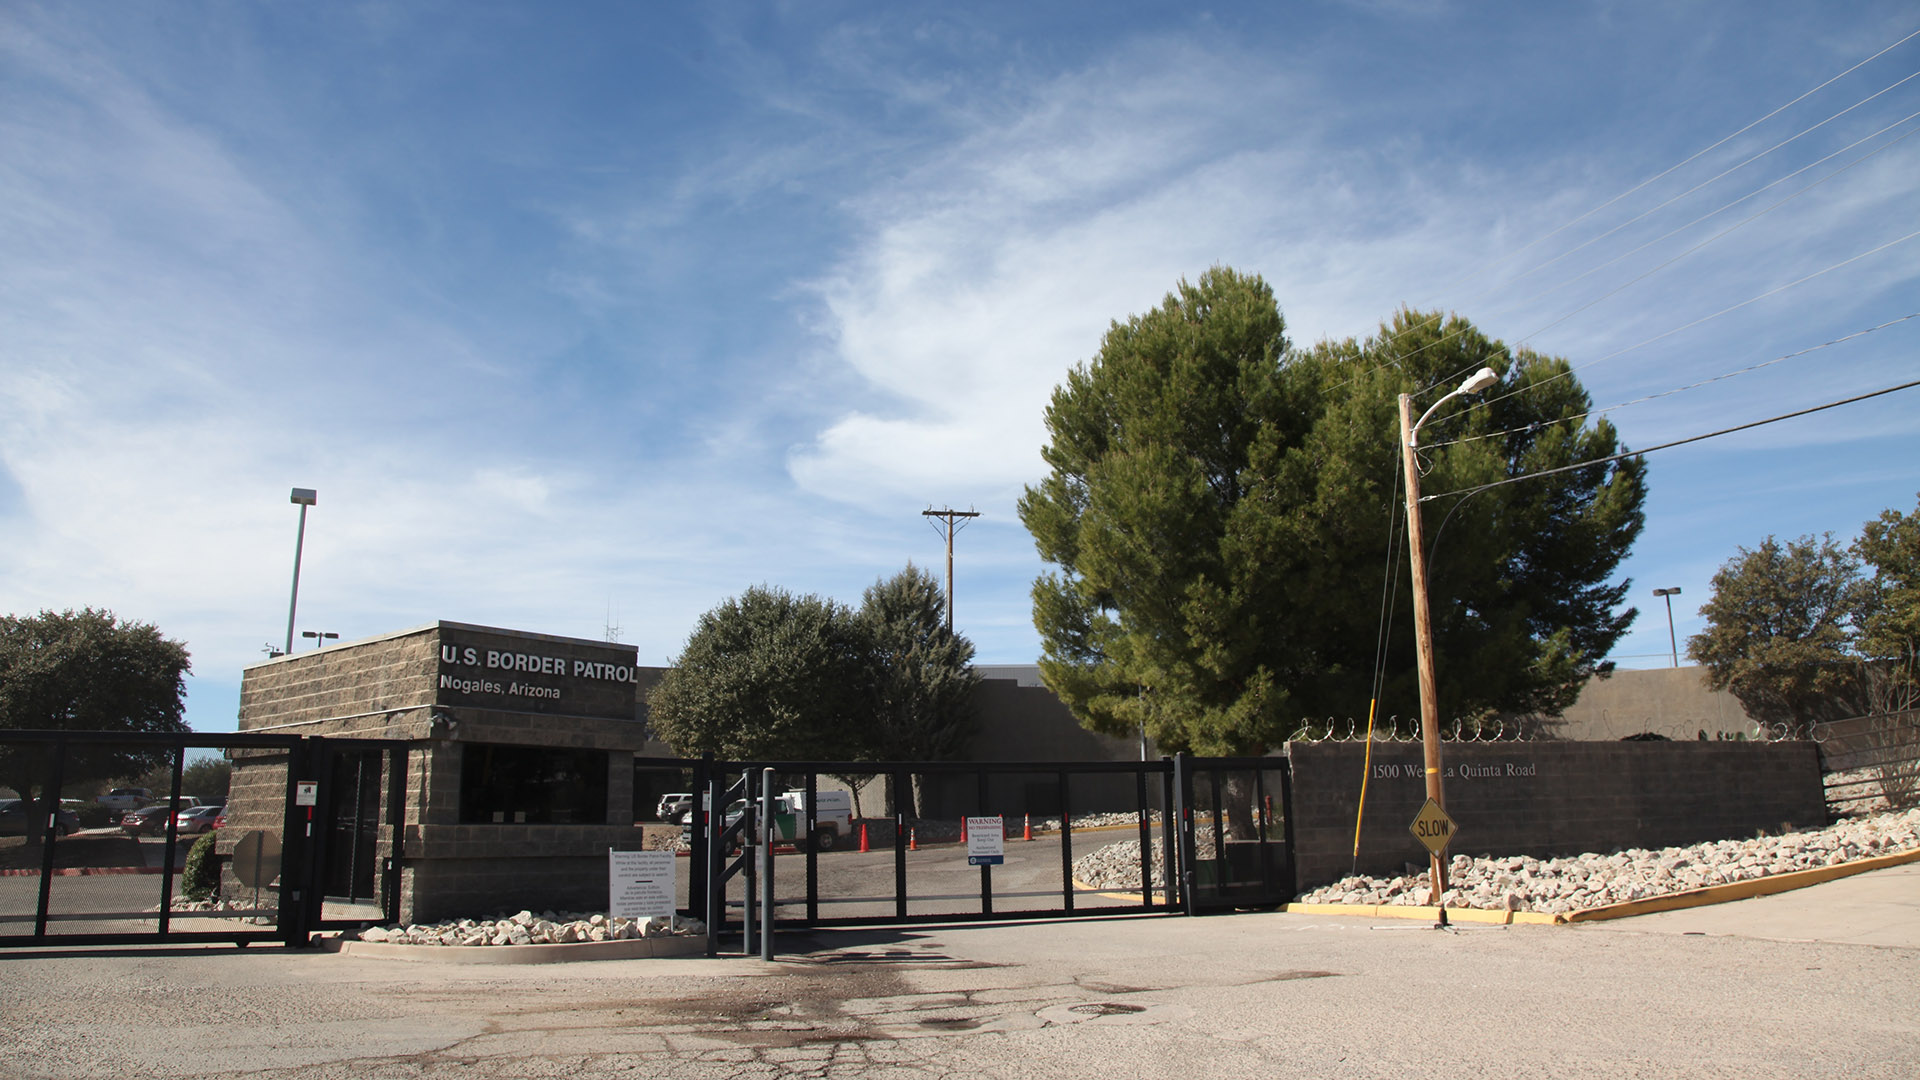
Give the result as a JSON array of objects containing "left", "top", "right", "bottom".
[
  {"left": 1855, "top": 494, "right": 1920, "bottom": 664},
  {"left": 857, "top": 565, "right": 980, "bottom": 817},
  {"left": 859, "top": 564, "right": 980, "bottom": 762},
  {"left": 1019, "top": 269, "right": 1646, "bottom": 755},
  {"left": 1687, "top": 534, "right": 1868, "bottom": 736},
  {"left": 647, "top": 587, "right": 871, "bottom": 761},
  {"left": 0, "top": 609, "right": 190, "bottom": 839}
]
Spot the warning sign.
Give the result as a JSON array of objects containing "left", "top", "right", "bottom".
[
  {"left": 966, "top": 816, "right": 1005, "bottom": 866},
  {"left": 1409, "top": 798, "right": 1457, "bottom": 856}
]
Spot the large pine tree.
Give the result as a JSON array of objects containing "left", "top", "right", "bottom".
[{"left": 1018, "top": 268, "right": 1647, "bottom": 754}]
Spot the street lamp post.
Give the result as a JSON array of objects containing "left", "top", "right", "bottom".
[
  {"left": 284, "top": 488, "right": 317, "bottom": 656},
  {"left": 301, "top": 630, "right": 339, "bottom": 649},
  {"left": 1654, "top": 587, "right": 1683, "bottom": 667},
  {"left": 1398, "top": 366, "right": 1499, "bottom": 912}
]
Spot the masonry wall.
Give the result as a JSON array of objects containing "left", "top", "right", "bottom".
[{"left": 1286, "top": 740, "right": 1827, "bottom": 891}]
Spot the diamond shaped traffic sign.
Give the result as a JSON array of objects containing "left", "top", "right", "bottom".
[{"left": 1409, "top": 798, "right": 1457, "bottom": 856}]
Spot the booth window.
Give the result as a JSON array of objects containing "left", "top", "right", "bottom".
[{"left": 459, "top": 743, "right": 608, "bottom": 824}]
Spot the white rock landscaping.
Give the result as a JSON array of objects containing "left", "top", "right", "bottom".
[
  {"left": 352, "top": 909, "right": 705, "bottom": 946},
  {"left": 1074, "top": 807, "right": 1920, "bottom": 915}
]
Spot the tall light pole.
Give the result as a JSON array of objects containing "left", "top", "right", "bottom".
[
  {"left": 1654, "top": 587, "right": 1683, "bottom": 667},
  {"left": 301, "top": 630, "right": 339, "bottom": 649},
  {"left": 285, "top": 488, "right": 317, "bottom": 656},
  {"left": 1398, "top": 366, "right": 1499, "bottom": 910}
]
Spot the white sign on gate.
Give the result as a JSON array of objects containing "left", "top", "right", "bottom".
[
  {"left": 966, "top": 816, "right": 1006, "bottom": 866},
  {"left": 608, "top": 850, "right": 677, "bottom": 919}
]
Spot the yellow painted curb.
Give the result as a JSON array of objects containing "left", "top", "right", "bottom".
[
  {"left": 1556, "top": 846, "right": 1920, "bottom": 923},
  {"left": 1279, "top": 902, "right": 1556, "bottom": 925}
]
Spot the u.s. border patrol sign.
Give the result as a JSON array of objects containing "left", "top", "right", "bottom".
[{"left": 1409, "top": 798, "right": 1457, "bottom": 856}]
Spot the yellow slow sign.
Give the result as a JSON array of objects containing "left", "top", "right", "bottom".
[{"left": 1409, "top": 798, "right": 1457, "bottom": 856}]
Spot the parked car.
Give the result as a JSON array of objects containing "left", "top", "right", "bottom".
[
  {"left": 97, "top": 787, "right": 155, "bottom": 812},
  {"left": 173, "top": 805, "right": 224, "bottom": 836},
  {"left": 119, "top": 805, "right": 177, "bottom": 837},
  {"left": 0, "top": 798, "right": 80, "bottom": 837},
  {"left": 655, "top": 792, "right": 693, "bottom": 821}
]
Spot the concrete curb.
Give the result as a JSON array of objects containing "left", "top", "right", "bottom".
[
  {"left": 319, "top": 933, "right": 709, "bottom": 964},
  {"left": 1279, "top": 847, "right": 1920, "bottom": 925},
  {"left": 1556, "top": 845, "right": 1920, "bottom": 923}
]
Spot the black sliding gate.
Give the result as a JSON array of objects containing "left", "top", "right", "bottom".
[
  {"left": 675, "top": 753, "right": 1296, "bottom": 949},
  {"left": 0, "top": 730, "right": 407, "bottom": 950}
]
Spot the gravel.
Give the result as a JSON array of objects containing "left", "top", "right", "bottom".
[
  {"left": 1073, "top": 807, "right": 1920, "bottom": 915},
  {"left": 354, "top": 909, "right": 705, "bottom": 946}
]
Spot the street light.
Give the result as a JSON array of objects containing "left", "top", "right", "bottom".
[
  {"left": 1397, "top": 366, "right": 1499, "bottom": 913},
  {"left": 284, "top": 488, "right": 316, "bottom": 656},
  {"left": 1653, "top": 587, "right": 1683, "bottom": 667},
  {"left": 301, "top": 630, "right": 339, "bottom": 649}
]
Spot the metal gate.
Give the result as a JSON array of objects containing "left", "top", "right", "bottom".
[
  {"left": 684, "top": 753, "right": 1293, "bottom": 952},
  {"left": 0, "top": 730, "right": 407, "bottom": 949}
]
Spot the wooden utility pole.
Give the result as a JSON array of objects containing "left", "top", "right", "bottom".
[
  {"left": 1397, "top": 393, "right": 1450, "bottom": 909},
  {"left": 921, "top": 507, "right": 980, "bottom": 629}
]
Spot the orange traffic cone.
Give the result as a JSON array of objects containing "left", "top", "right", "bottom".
[
  {"left": 1023, "top": 813, "right": 1033, "bottom": 842},
  {"left": 859, "top": 823, "right": 869, "bottom": 853},
  {"left": 909, "top": 827, "right": 918, "bottom": 851}
]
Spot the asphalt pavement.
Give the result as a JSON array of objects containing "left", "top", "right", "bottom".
[{"left": 1, "top": 861, "right": 1915, "bottom": 1079}]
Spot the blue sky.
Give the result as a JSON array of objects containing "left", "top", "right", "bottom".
[{"left": 2, "top": 2, "right": 1916, "bottom": 734}]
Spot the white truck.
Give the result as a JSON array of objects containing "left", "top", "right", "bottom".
[{"left": 685, "top": 788, "right": 854, "bottom": 851}]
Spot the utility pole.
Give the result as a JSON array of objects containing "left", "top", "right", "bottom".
[
  {"left": 1393, "top": 366, "right": 1497, "bottom": 918},
  {"left": 1397, "top": 394, "right": 1450, "bottom": 910},
  {"left": 921, "top": 507, "right": 981, "bottom": 629}
]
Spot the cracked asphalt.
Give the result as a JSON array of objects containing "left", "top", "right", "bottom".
[{"left": 3, "top": 866, "right": 1917, "bottom": 1079}]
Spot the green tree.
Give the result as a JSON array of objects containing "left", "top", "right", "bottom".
[
  {"left": 1855, "top": 493, "right": 1920, "bottom": 717},
  {"left": 131, "top": 754, "right": 231, "bottom": 804},
  {"left": 856, "top": 564, "right": 981, "bottom": 817},
  {"left": 646, "top": 586, "right": 872, "bottom": 761},
  {"left": 1018, "top": 269, "right": 1646, "bottom": 755},
  {"left": 1855, "top": 494, "right": 1920, "bottom": 663},
  {"left": 1686, "top": 534, "right": 1867, "bottom": 736},
  {"left": 0, "top": 609, "right": 190, "bottom": 840}
]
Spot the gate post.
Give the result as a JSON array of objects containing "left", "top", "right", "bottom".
[
  {"left": 759, "top": 767, "right": 775, "bottom": 961},
  {"left": 1173, "top": 752, "right": 1197, "bottom": 916},
  {"left": 688, "top": 754, "right": 711, "bottom": 924},
  {"left": 703, "top": 772, "right": 723, "bottom": 957}
]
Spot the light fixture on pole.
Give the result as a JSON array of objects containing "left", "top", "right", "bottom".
[
  {"left": 1397, "top": 366, "right": 1499, "bottom": 915},
  {"left": 285, "top": 488, "right": 317, "bottom": 656},
  {"left": 301, "top": 630, "right": 339, "bottom": 649},
  {"left": 1653, "top": 587, "right": 1683, "bottom": 667}
]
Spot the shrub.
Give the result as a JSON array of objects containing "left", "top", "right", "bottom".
[{"left": 181, "top": 832, "right": 219, "bottom": 902}]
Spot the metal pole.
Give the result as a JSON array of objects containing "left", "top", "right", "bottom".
[
  {"left": 1398, "top": 393, "right": 1450, "bottom": 912},
  {"left": 760, "top": 768, "right": 775, "bottom": 962},
  {"left": 284, "top": 488, "right": 316, "bottom": 656},
  {"left": 1655, "top": 587, "right": 1683, "bottom": 668},
  {"left": 285, "top": 503, "right": 308, "bottom": 656}
]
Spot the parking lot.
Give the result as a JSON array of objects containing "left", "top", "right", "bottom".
[{"left": 3, "top": 862, "right": 1915, "bottom": 1079}]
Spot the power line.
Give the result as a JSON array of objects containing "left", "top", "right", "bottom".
[
  {"left": 1454, "top": 226, "right": 1920, "bottom": 418},
  {"left": 1483, "top": 69, "right": 1920, "bottom": 300},
  {"left": 1418, "top": 312, "right": 1920, "bottom": 451},
  {"left": 1490, "top": 110, "right": 1920, "bottom": 320},
  {"left": 1446, "top": 25, "right": 1920, "bottom": 296},
  {"left": 1421, "top": 377, "right": 1920, "bottom": 503},
  {"left": 1322, "top": 25, "right": 1920, "bottom": 409}
]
